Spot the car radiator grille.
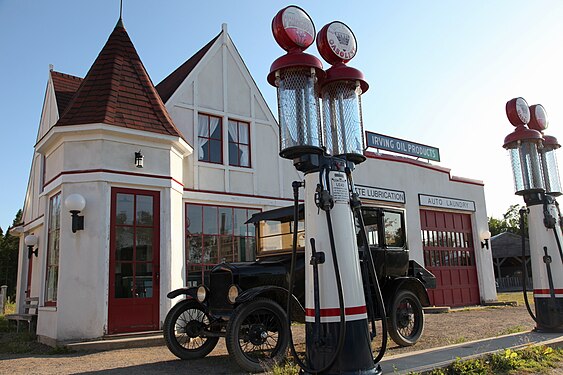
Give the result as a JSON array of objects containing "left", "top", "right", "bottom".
[{"left": 209, "top": 271, "right": 233, "bottom": 310}]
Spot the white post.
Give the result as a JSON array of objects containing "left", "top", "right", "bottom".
[{"left": 0, "top": 285, "right": 7, "bottom": 315}]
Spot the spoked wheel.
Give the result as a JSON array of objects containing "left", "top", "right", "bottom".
[
  {"left": 388, "top": 289, "right": 424, "bottom": 347},
  {"left": 163, "top": 299, "right": 219, "bottom": 359},
  {"left": 226, "top": 298, "right": 289, "bottom": 372}
]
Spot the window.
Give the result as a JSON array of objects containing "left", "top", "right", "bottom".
[
  {"left": 383, "top": 211, "right": 405, "bottom": 248},
  {"left": 198, "top": 114, "right": 222, "bottom": 164},
  {"left": 258, "top": 219, "right": 304, "bottom": 254},
  {"left": 186, "top": 204, "right": 260, "bottom": 286},
  {"left": 228, "top": 119, "right": 250, "bottom": 167},
  {"left": 45, "top": 193, "right": 61, "bottom": 305}
]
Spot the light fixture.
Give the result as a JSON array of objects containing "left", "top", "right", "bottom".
[
  {"left": 24, "top": 234, "right": 38, "bottom": 259},
  {"left": 64, "top": 193, "right": 86, "bottom": 233},
  {"left": 480, "top": 230, "right": 491, "bottom": 249},
  {"left": 134, "top": 150, "right": 144, "bottom": 168}
]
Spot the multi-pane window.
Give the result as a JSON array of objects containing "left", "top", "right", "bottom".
[
  {"left": 422, "top": 229, "right": 474, "bottom": 267},
  {"left": 228, "top": 120, "right": 250, "bottom": 167},
  {"left": 186, "top": 204, "right": 260, "bottom": 286},
  {"left": 45, "top": 193, "right": 61, "bottom": 305},
  {"left": 198, "top": 114, "right": 222, "bottom": 164}
]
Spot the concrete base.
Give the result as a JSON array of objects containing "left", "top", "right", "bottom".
[
  {"left": 63, "top": 332, "right": 164, "bottom": 351},
  {"left": 423, "top": 306, "right": 450, "bottom": 314}
]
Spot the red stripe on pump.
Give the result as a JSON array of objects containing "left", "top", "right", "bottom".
[
  {"left": 534, "top": 289, "right": 563, "bottom": 295},
  {"left": 305, "top": 306, "right": 367, "bottom": 317}
]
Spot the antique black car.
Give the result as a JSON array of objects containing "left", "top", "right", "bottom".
[{"left": 163, "top": 204, "right": 436, "bottom": 372}]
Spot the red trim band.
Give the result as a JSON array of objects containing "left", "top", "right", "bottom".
[
  {"left": 44, "top": 169, "right": 184, "bottom": 188},
  {"left": 305, "top": 306, "right": 367, "bottom": 317},
  {"left": 185, "top": 188, "right": 304, "bottom": 202},
  {"left": 534, "top": 289, "right": 563, "bottom": 295}
]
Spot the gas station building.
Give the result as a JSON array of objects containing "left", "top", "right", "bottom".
[{"left": 12, "top": 20, "right": 496, "bottom": 344}]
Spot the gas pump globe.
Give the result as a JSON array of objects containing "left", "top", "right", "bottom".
[
  {"left": 268, "top": 6, "right": 325, "bottom": 160},
  {"left": 317, "top": 21, "right": 368, "bottom": 164},
  {"left": 503, "top": 97, "right": 545, "bottom": 195},
  {"left": 528, "top": 104, "right": 562, "bottom": 196}
]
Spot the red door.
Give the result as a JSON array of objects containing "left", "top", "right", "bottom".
[
  {"left": 420, "top": 210, "right": 480, "bottom": 307},
  {"left": 108, "top": 188, "right": 160, "bottom": 334}
]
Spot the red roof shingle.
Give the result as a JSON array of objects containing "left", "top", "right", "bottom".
[
  {"left": 50, "top": 71, "right": 83, "bottom": 116},
  {"left": 55, "top": 20, "right": 183, "bottom": 140}
]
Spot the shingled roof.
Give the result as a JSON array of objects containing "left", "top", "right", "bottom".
[
  {"left": 55, "top": 20, "right": 183, "bottom": 139},
  {"left": 156, "top": 33, "right": 220, "bottom": 103},
  {"left": 50, "top": 71, "right": 83, "bottom": 116}
]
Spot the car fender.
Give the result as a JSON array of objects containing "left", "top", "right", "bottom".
[
  {"left": 236, "top": 285, "right": 303, "bottom": 310},
  {"left": 167, "top": 286, "right": 198, "bottom": 300},
  {"left": 383, "top": 277, "right": 431, "bottom": 311}
]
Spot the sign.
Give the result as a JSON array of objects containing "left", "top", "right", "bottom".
[
  {"left": 365, "top": 131, "right": 440, "bottom": 162},
  {"left": 331, "top": 174, "right": 349, "bottom": 204},
  {"left": 419, "top": 194, "right": 475, "bottom": 212},
  {"left": 355, "top": 185, "right": 406, "bottom": 204}
]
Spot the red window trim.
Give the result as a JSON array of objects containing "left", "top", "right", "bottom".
[
  {"left": 197, "top": 113, "right": 223, "bottom": 165},
  {"left": 228, "top": 119, "right": 251, "bottom": 168},
  {"left": 45, "top": 192, "right": 61, "bottom": 307}
]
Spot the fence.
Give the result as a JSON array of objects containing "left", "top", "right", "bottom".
[
  {"left": 0, "top": 285, "right": 7, "bottom": 315},
  {"left": 496, "top": 276, "right": 533, "bottom": 292}
]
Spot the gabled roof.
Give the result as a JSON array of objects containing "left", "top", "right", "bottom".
[
  {"left": 491, "top": 231, "right": 530, "bottom": 258},
  {"left": 50, "top": 71, "right": 83, "bottom": 116},
  {"left": 156, "top": 33, "right": 221, "bottom": 103},
  {"left": 55, "top": 20, "right": 183, "bottom": 139}
]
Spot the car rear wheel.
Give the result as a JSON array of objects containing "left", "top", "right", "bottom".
[
  {"left": 388, "top": 289, "right": 424, "bottom": 347},
  {"left": 226, "top": 298, "right": 289, "bottom": 372},
  {"left": 163, "top": 299, "right": 219, "bottom": 359}
]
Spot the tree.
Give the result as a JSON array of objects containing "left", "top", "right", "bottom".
[
  {"left": 0, "top": 209, "right": 23, "bottom": 300},
  {"left": 488, "top": 204, "right": 528, "bottom": 237}
]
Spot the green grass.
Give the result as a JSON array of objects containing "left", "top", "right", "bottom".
[
  {"left": 496, "top": 325, "right": 527, "bottom": 336},
  {"left": 497, "top": 291, "right": 534, "bottom": 306},
  {"left": 415, "top": 345, "right": 563, "bottom": 374}
]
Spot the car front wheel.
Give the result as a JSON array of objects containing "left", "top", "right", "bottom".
[
  {"left": 163, "top": 299, "right": 219, "bottom": 360},
  {"left": 226, "top": 298, "right": 289, "bottom": 372}
]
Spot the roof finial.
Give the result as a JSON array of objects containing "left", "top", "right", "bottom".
[{"left": 119, "top": 0, "right": 123, "bottom": 20}]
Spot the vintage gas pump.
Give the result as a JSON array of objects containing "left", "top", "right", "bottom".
[
  {"left": 503, "top": 97, "right": 563, "bottom": 332},
  {"left": 268, "top": 6, "right": 383, "bottom": 374}
]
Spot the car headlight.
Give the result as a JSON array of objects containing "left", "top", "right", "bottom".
[
  {"left": 227, "top": 284, "right": 240, "bottom": 304},
  {"left": 197, "top": 285, "right": 208, "bottom": 302}
]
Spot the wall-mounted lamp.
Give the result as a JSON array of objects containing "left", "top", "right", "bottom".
[
  {"left": 480, "top": 230, "right": 492, "bottom": 250},
  {"left": 134, "top": 150, "right": 144, "bottom": 168},
  {"left": 64, "top": 193, "right": 86, "bottom": 233},
  {"left": 24, "top": 234, "right": 38, "bottom": 259}
]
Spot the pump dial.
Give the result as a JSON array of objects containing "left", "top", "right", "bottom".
[
  {"left": 272, "top": 6, "right": 315, "bottom": 51},
  {"left": 528, "top": 104, "right": 548, "bottom": 132},
  {"left": 317, "top": 21, "right": 357, "bottom": 65},
  {"left": 506, "top": 97, "right": 530, "bottom": 126}
]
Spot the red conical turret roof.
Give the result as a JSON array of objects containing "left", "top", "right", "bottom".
[{"left": 56, "top": 20, "right": 183, "bottom": 139}]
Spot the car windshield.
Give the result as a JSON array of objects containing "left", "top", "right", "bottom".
[{"left": 258, "top": 219, "right": 305, "bottom": 255}]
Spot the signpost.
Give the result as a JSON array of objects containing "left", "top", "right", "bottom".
[{"left": 365, "top": 131, "right": 440, "bottom": 162}]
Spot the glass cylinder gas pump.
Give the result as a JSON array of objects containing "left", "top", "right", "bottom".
[
  {"left": 503, "top": 97, "right": 563, "bottom": 332},
  {"left": 528, "top": 104, "right": 562, "bottom": 196},
  {"left": 317, "top": 22, "right": 368, "bottom": 164},
  {"left": 269, "top": 8, "right": 382, "bottom": 375},
  {"left": 268, "top": 6, "right": 324, "bottom": 160}
]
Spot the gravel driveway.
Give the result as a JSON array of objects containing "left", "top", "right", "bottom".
[{"left": 0, "top": 304, "right": 548, "bottom": 374}]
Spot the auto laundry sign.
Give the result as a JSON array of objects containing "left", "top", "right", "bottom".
[
  {"left": 365, "top": 131, "right": 440, "bottom": 162},
  {"left": 355, "top": 185, "right": 406, "bottom": 204},
  {"left": 419, "top": 194, "right": 475, "bottom": 212}
]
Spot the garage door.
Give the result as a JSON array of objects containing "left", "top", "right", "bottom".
[{"left": 420, "top": 209, "right": 480, "bottom": 307}]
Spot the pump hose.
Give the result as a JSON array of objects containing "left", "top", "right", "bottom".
[
  {"left": 519, "top": 207, "right": 560, "bottom": 330},
  {"left": 345, "top": 167, "right": 388, "bottom": 363},
  {"left": 286, "top": 177, "right": 346, "bottom": 374}
]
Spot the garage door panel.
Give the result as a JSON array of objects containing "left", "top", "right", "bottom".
[{"left": 421, "top": 209, "right": 480, "bottom": 307}]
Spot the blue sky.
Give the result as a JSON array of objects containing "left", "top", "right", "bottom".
[{"left": 1, "top": 1, "right": 563, "bottom": 230}]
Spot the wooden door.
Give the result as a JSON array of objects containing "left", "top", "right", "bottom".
[
  {"left": 108, "top": 188, "right": 160, "bottom": 334},
  {"left": 420, "top": 209, "right": 480, "bottom": 307}
]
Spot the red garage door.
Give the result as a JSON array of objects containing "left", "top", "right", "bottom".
[{"left": 420, "top": 210, "right": 480, "bottom": 307}]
